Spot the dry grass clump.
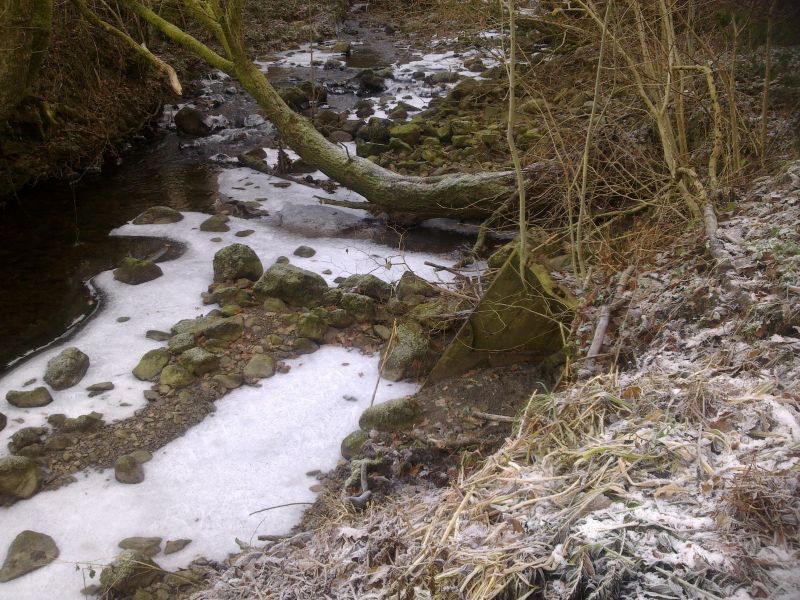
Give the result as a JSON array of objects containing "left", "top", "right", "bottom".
[{"left": 725, "top": 464, "right": 800, "bottom": 544}]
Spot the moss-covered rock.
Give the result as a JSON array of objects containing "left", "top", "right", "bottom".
[
  {"left": 212, "top": 286, "right": 255, "bottom": 307},
  {"left": 5, "top": 387, "right": 52, "bottom": 408},
  {"left": 340, "top": 430, "right": 369, "bottom": 458},
  {"left": 159, "top": 364, "right": 195, "bottom": 388},
  {"left": 213, "top": 244, "right": 263, "bottom": 283},
  {"left": 340, "top": 292, "right": 376, "bottom": 322},
  {"left": 199, "top": 316, "right": 243, "bottom": 346},
  {"left": 132, "top": 348, "right": 170, "bottom": 381},
  {"left": 382, "top": 322, "right": 435, "bottom": 381},
  {"left": 0, "top": 456, "right": 41, "bottom": 501},
  {"left": 337, "top": 274, "right": 392, "bottom": 301},
  {"left": 242, "top": 354, "right": 275, "bottom": 379},
  {"left": 358, "top": 397, "right": 422, "bottom": 432},
  {"left": 292, "top": 337, "right": 319, "bottom": 354},
  {"left": 396, "top": 271, "right": 437, "bottom": 304},
  {"left": 174, "top": 106, "right": 210, "bottom": 136},
  {"left": 200, "top": 215, "right": 230, "bottom": 232},
  {"left": 114, "top": 454, "right": 145, "bottom": 484},
  {"left": 167, "top": 333, "right": 196, "bottom": 354},
  {"left": 113, "top": 258, "right": 163, "bottom": 285},
  {"left": 262, "top": 297, "right": 288, "bottom": 313},
  {"left": 132, "top": 206, "right": 183, "bottom": 225},
  {"left": 253, "top": 263, "right": 328, "bottom": 307},
  {"left": 178, "top": 347, "right": 219, "bottom": 375},
  {"left": 296, "top": 312, "right": 328, "bottom": 341},
  {"left": 389, "top": 122, "right": 422, "bottom": 145}
]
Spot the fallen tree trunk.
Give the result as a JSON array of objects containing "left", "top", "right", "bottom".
[{"left": 111, "top": 0, "right": 518, "bottom": 223}]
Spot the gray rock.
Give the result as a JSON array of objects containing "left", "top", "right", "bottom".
[
  {"left": 133, "top": 348, "right": 170, "bottom": 381},
  {"left": 396, "top": 271, "right": 437, "bottom": 302},
  {"left": 130, "top": 450, "right": 153, "bottom": 464},
  {"left": 178, "top": 347, "right": 219, "bottom": 375},
  {"left": 132, "top": 206, "right": 183, "bottom": 225},
  {"left": 174, "top": 106, "right": 211, "bottom": 136},
  {"left": 200, "top": 215, "right": 230, "bottom": 232},
  {"left": 44, "top": 433, "right": 73, "bottom": 452},
  {"left": 99, "top": 550, "right": 162, "bottom": 594},
  {"left": 200, "top": 316, "right": 243, "bottom": 346},
  {"left": 6, "top": 387, "right": 52, "bottom": 408},
  {"left": 168, "top": 333, "right": 196, "bottom": 354},
  {"left": 61, "top": 412, "right": 103, "bottom": 432},
  {"left": 340, "top": 292, "right": 376, "bottom": 322},
  {"left": 0, "top": 531, "right": 59, "bottom": 582},
  {"left": 0, "top": 456, "right": 41, "bottom": 500},
  {"left": 271, "top": 205, "right": 366, "bottom": 237},
  {"left": 43, "top": 347, "right": 90, "bottom": 390},
  {"left": 293, "top": 245, "right": 316, "bottom": 258},
  {"left": 164, "top": 539, "right": 192, "bottom": 555},
  {"left": 118, "top": 537, "right": 162, "bottom": 557},
  {"left": 86, "top": 382, "right": 114, "bottom": 397},
  {"left": 213, "top": 244, "right": 263, "bottom": 283},
  {"left": 235, "top": 229, "right": 255, "bottom": 237},
  {"left": 145, "top": 330, "right": 171, "bottom": 342},
  {"left": 358, "top": 396, "right": 421, "bottom": 432},
  {"left": 8, "top": 427, "right": 46, "bottom": 454},
  {"left": 243, "top": 354, "right": 275, "bottom": 379},
  {"left": 114, "top": 257, "right": 163, "bottom": 285},
  {"left": 291, "top": 338, "right": 319, "bottom": 355},
  {"left": 253, "top": 263, "right": 328, "bottom": 307},
  {"left": 115, "top": 455, "right": 145, "bottom": 484}
]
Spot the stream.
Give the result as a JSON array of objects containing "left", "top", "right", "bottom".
[{"left": 0, "top": 16, "right": 500, "bottom": 599}]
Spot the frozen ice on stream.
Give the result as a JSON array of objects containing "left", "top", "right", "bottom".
[{"left": 0, "top": 172, "right": 451, "bottom": 597}]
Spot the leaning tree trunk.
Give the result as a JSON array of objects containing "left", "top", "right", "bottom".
[
  {"left": 115, "top": 0, "right": 519, "bottom": 223},
  {"left": 233, "top": 59, "right": 516, "bottom": 222}
]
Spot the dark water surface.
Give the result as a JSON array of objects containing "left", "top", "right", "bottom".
[{"left": 0, "top": 136, "right": 217, "bottom": 372}]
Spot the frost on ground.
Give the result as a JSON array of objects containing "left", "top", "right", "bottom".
[
  {"left": 191, "top": 167, "right": 800, "bottom": 599},
  {"left": 0, "top": 164, "right": 458, "bottom": 598}
]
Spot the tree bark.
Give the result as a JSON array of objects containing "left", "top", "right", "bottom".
[{"left": 118, "top": 0, "right": 518, "bottom": 223}]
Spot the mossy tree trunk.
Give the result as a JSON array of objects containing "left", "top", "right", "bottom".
[
  {"left": 111, "top": 0, "right": 518, "bottom": 222},
  {"left": 0, "top": 0, "right": 53, "bottom": 123}
]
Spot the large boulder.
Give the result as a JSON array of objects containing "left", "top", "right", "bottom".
[
  {"left": 382, "top": 322, "right": 435, "bottom": 381},
  {"left": 6, "top": 387, "right": 52, "bottom": 408},
  {"left": 253, "top": 264, "right": 328, "bottom": 307},
  {"left": 132, "top": 348, "right": 170, "bottom": 381},
  {"left": 0, "top": 456, "right": 41, "bottom": 501},
  {"left": 113, "top": 257, "right": 163, "bottom": 285},
  {"left": 43, "top": 347, "right": 89, "bottom": 390},
  {"left": 132, "top": 206, "right": 183, "bottom": 225},
  {"left": 0, "top": 531, "right": 59, "bottom": 582},
  {"left": 174, "top": 106, "right": 211, "bottom": 136},
  {"left": 337, "top": 274, "right": 392, "bottom": 301},
  {"left": 358, "top": 397, "right": 422, "bottom": 432},
  {"left": 213, "top": 244, "right": 263, "bottom": 283},
  {"left": 100, "top": 550, "right": 162, "bottom": 595}
]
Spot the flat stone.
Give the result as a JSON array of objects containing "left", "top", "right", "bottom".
[
  {"left": 132, "top": 206, "right": 183, "bottom": 225},
  {"left": 235, "top": 229, "right": 255, "bottom": 237},
  {"left": 164, "top": 539, "right": 192, "bottom": 555},
  {"left": 145, "top": 330, "right": 171, "bottom": 342},
  {"left": 6, "top": 387, "right": 52, "bottom": 408},
  {"left": 86, "top": 382, "right": 114, "bottom": 397},
  {"left": 118, "top": 537, "right": 162, "bottom": 557},
  {"left": 293, "top": 245, "right": 316, "bottom": 258},
  {"left": 200, "top": 215, "right": 230, "bottom": 232},
  {"left": 0, "top": 531, "right": 59, "bottom": 582}
]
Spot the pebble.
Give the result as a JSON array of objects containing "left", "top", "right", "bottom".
[
  {"left": 235, "top": 230, "right": 255, "bottom": 237},
  {"left": 116, "top": 316, "right": 131, "bottom": 323}
]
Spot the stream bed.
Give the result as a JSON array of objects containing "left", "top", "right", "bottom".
[{"left": 0, "top": 18, "right": 500, "bottom": 599}]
